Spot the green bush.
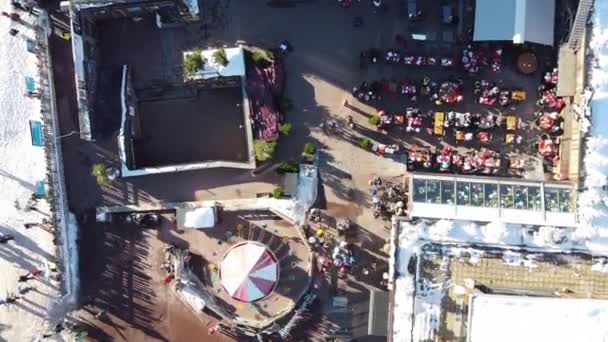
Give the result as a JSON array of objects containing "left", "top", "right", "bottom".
[
  {"left": 278, "top": 97, "right": 293, "bottom": 113},
  {"left": 303, "top": 142, "right": 316, "bottom": 156},
  {"left": 212, "top": 48, "right": 229, "bottom": 66},
  {"left": 277, "top": 161, "right": 299, "bottom": 174},
  {"left": 254, "top": 140, "right": 277, "bottom": 161},
  {"left": 368, "top": 115, "right": 380, "bottom": 126},
  {"left": 279, "top": 123, "right": 292, "bottom": 136},
  {"left": 272, "top": 187, "right": 284, "bottom": 199},
  {"left": 183, "top": 49, "right": 204, "bottom": 76},
  {"left": 359, "top": 137, "right": 371, "bottom": 149},
  {"left": 91, "top": 163, "right": 109, "bottom": 186}
]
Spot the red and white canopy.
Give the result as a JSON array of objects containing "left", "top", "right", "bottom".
[{"left": 220, "top": 242, "right": 278, "bottom": 302}]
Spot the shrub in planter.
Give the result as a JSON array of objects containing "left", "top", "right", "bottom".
[
  {"left": 265, "top": 49, "right": 276, "bottom": 61},
  {"left": 91, "top": 163, "right": 109, "bottom": 186},
  {"left": 254, "top": 140, "right": 277, "bottom": 161},
  {"left": 272, "top": 187, "right": 284, "bottom": 199},
  {"left": 251, "top": 50, "right": 267, "bottom": 65},
  {"left": 368, "top": 115, "right": 380, "bottom": 126},
  {"left": 279, "top": 123, "right": 292, "bottom": 136},
  {"left": 359, "top": 137, "right": 371, "bottom": 149},
  {"left": 303, "top": 142, "right": 316, "bottom": 156},
  {"left": 277, "top": 161, "right": 299, "bottom": 174},
  {"left": 212, "top": 48, "right": 229, "bottom": 66},
  {"left": 183, "top": 49, "right": 204, "bottom": 76}
]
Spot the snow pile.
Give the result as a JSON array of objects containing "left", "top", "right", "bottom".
[
  {"left": 468, "top": 294, "right": 608, "bottom": 342},
  {"left": 576, "top": 0, "right": 608, "bottom": 254},
  {"left": 392, "top": 222, "right": 420, "bottom": 342},
  {"left": 0, "top": 6, "right": 61, "bottom": 341},
  {"left": 592, "top": 258, "right": 608, "bottom": 273}
]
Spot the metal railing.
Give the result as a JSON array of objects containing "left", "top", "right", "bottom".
[{"left": 568, "top": 0, "right": 594, "bottom": 50}]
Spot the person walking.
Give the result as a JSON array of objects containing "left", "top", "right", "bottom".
[{"left": 0, "top": 234, "right": 14, "bottom": 243}]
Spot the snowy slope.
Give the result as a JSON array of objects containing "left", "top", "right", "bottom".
[{"left": 0, "top": 5, "right": 61, "bottom": 341}]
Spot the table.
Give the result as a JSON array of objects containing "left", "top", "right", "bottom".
[
  {"left": 511, "top": 90, "right": 527, "bottom": 101},
  {"left": 505, "top": 133, "right": 516, "bottom": 144},
  {"left": 506, "top": 116, "right": 518, "bottom": 130},
  {"left": 517, "top": 52, "right": 538, "bottom": 74},
  {"left": 434, "top": 112, "right": 445, "bottom": 135}
]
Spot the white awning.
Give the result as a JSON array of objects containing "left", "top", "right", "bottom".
[
  {"left": 473, "top": 0, "right": 555, "bottom": 46},
  {"left": 176, "top": 207, "right": 216, "bottom": 229}
]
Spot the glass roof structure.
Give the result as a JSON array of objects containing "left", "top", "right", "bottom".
[{"left": 410, "top": 174, "right": 577, "bottom": 227}]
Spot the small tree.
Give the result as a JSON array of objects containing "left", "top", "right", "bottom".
[
  {"left": 359, "top": 137, "right": 371, "bottom": 149},
  {"left": 368, "top": 115, "right": 380, "bottom": 126},
  {"left": 254, "top": 140, "right": 277, "bottom": 161},
  {"left": 184, "top": 49, "right": 204, "bottom": 76},
  {"left": 213, "top": 48, "right": 229, "bottom": 66},
  {"left": 91, "top": 163, "right": 109, "bottom": 186},
  {"left": 272, "top": 187, "right": 284, "bottom": 199},
  {"left": 303, "top": 142, "right": 316, "bottom": 156},
  {"left": 279, "top": 123, "right": 292, "bottom": 136}
]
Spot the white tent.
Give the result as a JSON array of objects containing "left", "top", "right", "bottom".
[
  {"left": 473, "top": 0, "right": 555, "bottom": 46},
  {"left": 177, "top": 207, "right": 216, "bottom": 229}
]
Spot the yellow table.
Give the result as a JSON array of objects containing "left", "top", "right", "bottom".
[
  {"left": 506, "top": 116, "right": 518, "bottom": 130},
  {"left": 434, "top": 112, "right": 445, "bottom": 136},
  {"left": 511, "top": 90, "right": 527, "bottom": 101}
]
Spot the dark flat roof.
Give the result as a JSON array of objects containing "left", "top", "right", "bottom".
[{"left": 134, "top": 86, "right": 248, "bottom": 168}]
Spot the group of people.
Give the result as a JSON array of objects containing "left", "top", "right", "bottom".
[
  {"left": 408, "top": 146, "right": 503, "bottom": 175},
  {"left": 462, "top": 45, "right": 503, "bottom": 73},
  {"left": 474, "top": 80, "right": 525, "bottom": 107},
  {"left": 370, "top": 177, "right": 407, "bottom": 219},
  {"left": 535, "top": 68, "right": 564, "bottom": 162},
  {"left": 0, "top": 268, "right": 42, "bottom": 307},
  {"left": 353, "top": 78, "right": 464, "bottom": 106},
  {"left": 359, "top": 48, "right": 455, "bottom": 69}
]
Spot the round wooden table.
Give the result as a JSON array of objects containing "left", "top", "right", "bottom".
[{"left": 517, "top": 52, "right": 538, "bottom": 74}]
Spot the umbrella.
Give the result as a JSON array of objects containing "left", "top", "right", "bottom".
[{"left": 220, "top": 242, "right": 278, "bottom": 302}]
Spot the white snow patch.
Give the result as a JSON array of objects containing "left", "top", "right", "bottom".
[
  {"left": 468, "top": 294, "right": 608, "bottom": 342},
  {"left": 0, "top": 6, "right": 61, "bottom": 340},
  {"left": 592, "top": 258, "right": 608, "bottom": 273}
]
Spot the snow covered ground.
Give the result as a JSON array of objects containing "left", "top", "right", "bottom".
[
  {"left": 468, "top": 295, "right": 608, "bottom": 342},
  {"left": 0, "top": 5, "right": 62, "bottom": 340}
]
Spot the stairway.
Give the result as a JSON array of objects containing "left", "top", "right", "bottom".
[{"left": 568, "top": 0, "right": 594, "bottom": 50}]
